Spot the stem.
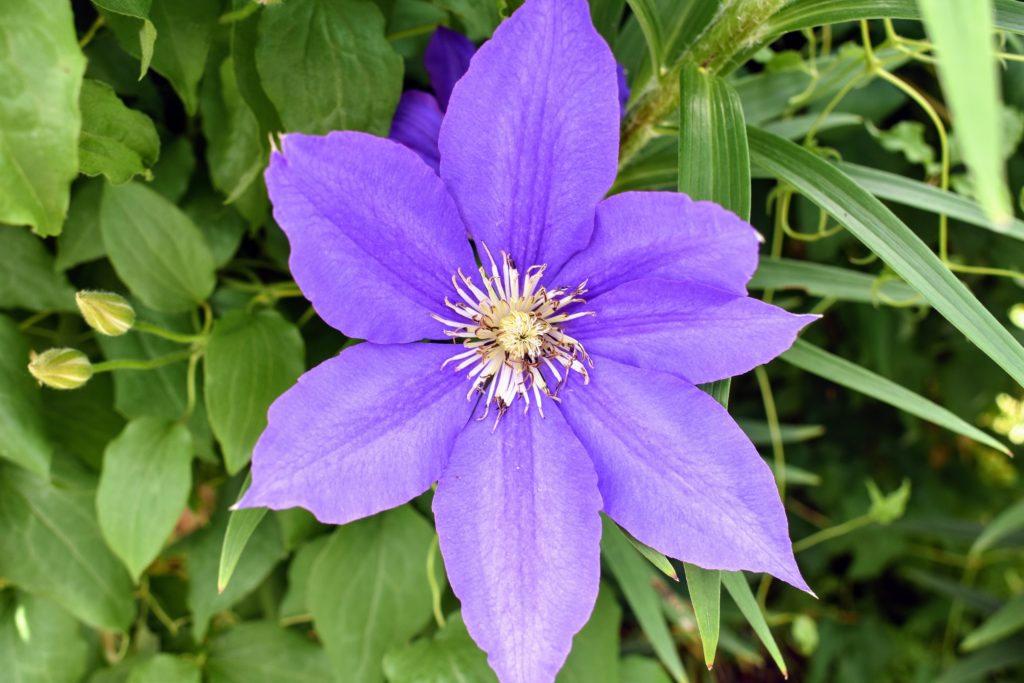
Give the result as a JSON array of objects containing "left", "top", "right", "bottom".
[
  {"left": 426, "top": 534, "right": 446, "bottom": 629},
  {"left": 78, "top": 15, "right": 105, "bottom": 49},
  {"left": 134, "top": 321, "right": 206, "bottom": 344},
  {"left": 754, "top": 366, "right": 786, "bottom": 499},
  {"left": 793, "top": 515, "right": 873, "bottom": 553},
  {"left": 19, "top": 310, "right": 54, "bottom": 331},
  {"left": 92, "top": 350, "right": 193, "bottom": 373},
  {"left": 182, "top": 352, "right": 201, "bottom": 421}
]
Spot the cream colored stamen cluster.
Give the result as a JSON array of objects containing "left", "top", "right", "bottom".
[{"left": 434, "top": 248, "right": 593, "bottom": 423}]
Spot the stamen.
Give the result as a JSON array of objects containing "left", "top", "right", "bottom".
[{"left": 435, "top": 247, "right": 592, "bottom": 427}]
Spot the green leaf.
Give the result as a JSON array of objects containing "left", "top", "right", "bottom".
[
  {"left": 625, "top": 0, "right": 664, "bottom": 73},
  {"left": 90, "top": 0, "right": 156, "bottom": 77},
  {"left": 100, "top": 182, "right": 216, "bottom": 313},
  {"left": 749, "top": 257, "right": 921, "bottom": 305},
  {"left": 0, "top": 592, "right": 88, "bottom": 683},
  {"left": 204, "top": 309, "right": 305, "bottom": 474},
  {"left": 0, "top": 315, "right": 52, "bottom": 477},
  {"left": 78, "top": 79, "right": 160, "bottom": 185},
  {"left": 736, "top": 418, "right": 825, "bottom": 447},
  {"left": 149, "top": 137, "right": 196, "bottom": 203},
  {"left": 200, "top": 58, "right": 267, "bottom": 211},
  {"left": 434, "top": 0, "right": 501, "bottom": 39},
  {"left": 218, "top": 474, "right": 267, "bottom": 593},
  {"left": 918, "top": 0, "right": 1013, "bottom": 226},
  {"left": 256, "top": 0, "right": 404, "bottom": 136},
  {"left": 934, "top": 639, "right": 1024, "bottom": 683},
  {"left": 182, "top": 192, "right": 248, "bottom": 268},
  {"left": 42, "top": 374, "right": 125, "bottom": 471},
  {"left": 748, "top": 128, "right": 1024, "bottom": 389},
  {"left": 678, "top": 65, "right": 750, "bottom": 220},
  {"left": 0, "top": 0, "right": 85, "bottom": 236},
  {"left": 382, "top": 612, "right": 496, "bottom": 683},
  {"left": 187, "top": 506, "right": 285, "bottom": 641},
  {"left": 96, "top": 418, "right": 193, "bottom": 580},
  {"left": 970, "top": 498, "right": 1024, "bottom": 557},
  {"left": 588, "top": 0, "right": 625, "bottom": 46},
  {"left": 839, "top": 162, "right": 1024, "bottom": 240},
  {"left": 962, "top": 595, "right": 1024, "bottom": 652},
  {"left": 0, "top": 227, "right": 75, "bottom": 313},
  {"left": 0, "top": 466, "right": 135, "bottom": 630},
  {"left": 782, "top": 339, "right": 1009, "bottom": 454},
  {"left": 600, "top": 515, "right": 687, "bottom": 683},
  {"left": 683, "top": 564, "right": 720, "bottom": 670},
  {"left": 309, "top": 506, "right": 442, "bottom": 683},
  {"left": 620, "top": 656, "right": 673, "bottom": 683},
  {"left": 56, "top": 179, "right": 105, "bottom": 271},
  {"left": 625, "top": 531, "right": 679, "bottom": 581},
  {"left": 127, "top": 654, "right": 201, "bottom": 683},
  {"left": 230, "top": 0, "right": 283, "bottom": 136},
  {"left": 558, "top": 583, "right": 622, "bottom": 683},
  {"left": 205, "top": 622, "right": 333, "bottom": 683},
  {"left": 278, "top": 535, "right": 330, "bottom": 620},
  {"left": 721, "top": 572, "right": 787, "bottom": 678}
]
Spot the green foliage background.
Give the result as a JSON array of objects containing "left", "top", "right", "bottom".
[{"left": 1, "top": 0, "right": 1024, "bottom": 681}]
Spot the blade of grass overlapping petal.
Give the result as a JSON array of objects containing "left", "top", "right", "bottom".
[{"left": 749, "top": 127, "right": 1024, "bottom": 389}]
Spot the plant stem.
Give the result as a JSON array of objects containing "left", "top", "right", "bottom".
[
  {"left": 134, "top": 321, "right": 206, "bottom": 344},
  {"left": 92, "top": 350, "right": 193, "bottom": 373},
  {"left": 793, "top": 515, "right": 873, "bottom": 553}
]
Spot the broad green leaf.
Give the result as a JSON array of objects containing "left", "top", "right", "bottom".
[
  {"left": 382, "top": 612, "right": 496, "bottom": 683},
  {"left": 839, "top": 162, "right": 1024, "bottom": 240},
  {"left": 678, "top": 65, "right": 750, "bottom": 220},
  {"left": 434, "top": 0, "right": 501, "bottom": 39},
  {"left": 149, "top": 137, "right": 196, "bottom": 203},
  {"left": 620, "top": 656, "right": 672, "bottom": 683},
  {"left": 96, "top": 418, "right": 193, "bottom": 580},
  {"left": 0, "top": 316, "right": 52, "bottom": 476},
  {"left": 919, "top": 0, "right": 1013, "bottom": 226},
  {"left": 970, "top": 498, "right": 1024, "bottom": 557},
  {"left": 230, "top": 0, "right": 283, "bottom": 136},
  {"left": 683, "top": 564, "right": 720, "bottom": 669},
  {"left": 749, "top": 258, "right": 921, "bottom": 305},
  {"left": 309, "top": 506, "right": 442, "bottom": 683},
  {"left": 127, "top": 655, "right": 201, "bottom": 683},
  {"left": 182, "top": 192, "right": 248, "bottom": 268},
  {"left": 625, "top": 0, "right": 664, "bottom": 73},
  {"left": 0, "top": 228, "right": 75, "bottom": 312},
  {"left": 78, "top": 79, "right": 159, "bottom": 185},
  {"left": 256, "top": 0, "right": 403, "bottom": 136},
  {"left": 100, "top": 182, "right": 216, "bottom": 313},
  {"left": 200, "top": 58, "right": 267, "bottom": 215},
  {"left": 588, "top": 0, "right": 626, "bottom": 46},
  {"left": 205, "top": 622, "right": 333, "bottom": 683},
  {"left": 0, "top": 592, "right": 88, "bottom": 683},
  {"left": 782, "top": 340, "right": 1008, "bottom": 454},
  {"left": 187, "top": 506, "right": 285, "bottom": 641},
  {"left": 0, "top": 466, "right": 135, "bottom": 630},
  {"left": 601, "top": 516, "right": 687, "bottom": 683},
  {"left": 56, "top": 179, "right": 105, "bottom": 271},
  {"left": 558, "top": 583, "right": 622, "bottom": 683},
  {"left": 96, "top": 314, "right": 189, "bottom": 419},
  {"left": 90, "top": 0, "right": 156, "bottom": 77},
  {"left": 962, "top": 595, "right": 1024, "bottom": 652},
  {"left": 721, "top": 572, "right": 787, "bottom": 678},
  {"left": 42, "top": 373, "right": 125, "bottom": 471},
  {"left": 204, "top": 309, "right": 305, "bottom": 474},
  {"left": 0, "top": 0, "right": 85, "bottom": 236},
  {"left": 218, "top": 474, "right": 267, "bottom": 592},
  {"left": 278, "top": 534, "right": 330, "bottom": 619},
  {"left": 749, "top": 128, "right": 1024, "bottom": 389}
]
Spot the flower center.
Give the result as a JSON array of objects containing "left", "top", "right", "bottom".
[{"left": 434, "top": 247, "right": 593, "bottom": 423}]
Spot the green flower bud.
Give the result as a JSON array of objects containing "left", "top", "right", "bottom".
[
  {"left": 28, "top": 348, "right": 93, "bottom": 390},
  {"left": 76, "top": 290, "right": 135, "bottom": 336}
]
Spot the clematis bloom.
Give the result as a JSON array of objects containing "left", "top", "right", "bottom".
[{"left": 239, "top": 0, "right": 815, "bottom": 680}]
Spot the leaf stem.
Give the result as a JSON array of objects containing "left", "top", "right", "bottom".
[
  {"left": 134, "top": 321, "right": 206, "bottom": 344},
  {"left": 793, "top": 514, "right": 873, "bottom": 553},
  {"left": 92, "top": 350, "right": 193, "bottom": 373}
]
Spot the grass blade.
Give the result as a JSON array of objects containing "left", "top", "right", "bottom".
[{"left": 721, "top": 572, "right": 788, "bottom": 678}]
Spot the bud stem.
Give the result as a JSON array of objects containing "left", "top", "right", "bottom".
[
  {"left": 92, "top": 350, "right": 194, "bottom": 373},
  {"left": 134, "top": 321, "right": 206, "bottom": 345}
]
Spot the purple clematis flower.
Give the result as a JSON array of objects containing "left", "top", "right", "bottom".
[
  {"left": 390, "top": 24, "right": 630, "bottom": 173},
  {"left": 239, "top": 0, "right": 815, "bottom": 680}
]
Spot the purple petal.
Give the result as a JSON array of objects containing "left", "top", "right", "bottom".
[
  {"left": 425, "top": 26, "right": 476, "bottom": 111},
  {"left": 555, "top": 191, "right": 760, "bottom": 298},
  {"left": 559, "top": 356, "right": 809, "bottom": 591},
  {"left": 438, "top": 0, "right": 619, "bottom": 274},
  {"left": 389, "top": 91, "right": 444, "bottom": 173},
  {"left": 237, "top": 343, "right": 470, "bottom": 524},
  {"left": 616, "top": 63, "right": 630, "bottom": 116},
  {"left": 434, "top": 407, "right": 602, "bottom": 683},
  {"left": 568, "top": 278, "right": 816, "bottom": 384},
  {"left": 265, "top": 132, "right": 474, "bottom": 343}
]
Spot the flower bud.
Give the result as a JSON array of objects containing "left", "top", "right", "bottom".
[
  {"left": 76, "top": 290, "right": 135, "bottom": 336},
  {"left": 28, "top": 348, "right": 93, "bottom": 390}
]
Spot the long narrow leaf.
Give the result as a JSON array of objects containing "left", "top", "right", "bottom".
[
  {"left": 918, "top": 0, "right": 1013, "bottom": 226},
  {"left": 749, "top": 128, "right": 1024, "bottom": 390},
  {"left": 625, "top": 0, "right": 664, "bottom": 74},
  {"left": 218, "top": 474, "right": 268, "bottom": 592},
  {"left": 721, "top": 572, "right": 788, "bottom": 678},
  {"left": 683, "top": 564, "right": 721, "bottom": 670},
  {"left": 781, "top": 339, "right": 1009, "bottom": 454},
  {"left": 970, "top": 498, "right": 1024, "bottom": 556},
  {"left": 961, "top": 595, "right": 1024, "bottom": 652},
  {"left": 750, "top": 258, "right": 921, "bottom": 305}
]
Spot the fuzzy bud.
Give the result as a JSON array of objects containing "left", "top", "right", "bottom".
[
  {"left": 76, "top": 291, "right": 136, "bottom": 336},
  {"left": 28, "top": 348, "right": 94, "bottom": 390}
]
